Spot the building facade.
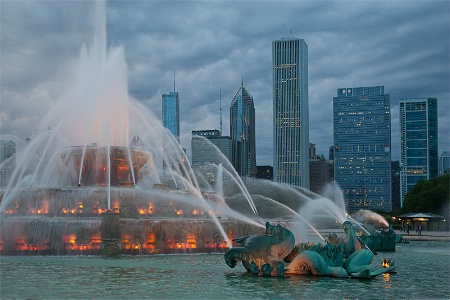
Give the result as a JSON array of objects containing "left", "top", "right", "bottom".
[
  {"left": 399, "top": 98, "right": 438, "bottom": 206},
  {"left": 191, "top": 130, "right": 232, "bottom": 167},
  {"left": 0, "top": 139, "right": 16, "bottom": 187},
  {"left": 162, "top": 91, "right": 180, "bottom": 143},
  {"left": 256, "top": 166, "right": 273, "bottom": 180},
  {"left": 309, "top": 155, "right": 331, "bottom": 194},
  {"left": 272, "top": 37, "right": 309, "bottom": 188},
  {"left": 230, "top": 81, "right": 256, "bottom": 178},
  {"left": 391, "top": 160, "right": 401, "bottom": 211},
  {"left": 333, "top": 86, "right": 392, "bottom": 211},
  {"left": 308, "top": 143, "right": 329, "bottom": 194},
  {"left": 438, "top": 151, "right": 450, "bottom": 176}
]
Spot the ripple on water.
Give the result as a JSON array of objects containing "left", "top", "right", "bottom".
[{"left": 1, "top": 242, "right": 449, "bottom": 299}]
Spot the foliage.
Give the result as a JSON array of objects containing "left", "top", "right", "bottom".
[{"left": 400, "top": 174, "right": 450, "bottom": 215}]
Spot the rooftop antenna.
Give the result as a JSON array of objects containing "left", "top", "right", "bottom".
[
  {"left": 219, "top": 87, "right": 223, "bottom": 135},
  {"left": 173, "top": 72, "right": 176, "bottom": 92}
]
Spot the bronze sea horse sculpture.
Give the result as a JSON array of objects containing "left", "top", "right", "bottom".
[{"left": 224, "top": 222, "right": 295, "bottom": 277}]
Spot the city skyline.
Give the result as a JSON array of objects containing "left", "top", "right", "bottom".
[{"left": 1, "top": 1, "right": 449, "bottom": 166}]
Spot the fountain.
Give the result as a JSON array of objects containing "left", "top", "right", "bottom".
[
  {"left": 0, "top": 0, "right": 396, "bottom": 259},
  {"left": 0, "top": 0, "right": 264, "bottom": 256},
  {"left": 0, "top": 132, "right": 276, "bottom": 255},
  {"left": 0, "top": 138, "right": 395, "bottom": 256}
]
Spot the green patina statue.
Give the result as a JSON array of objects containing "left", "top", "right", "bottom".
[
  {"left": 224, "top": 222, "right": 295, "bottom": 277},
  {"left": 224, "top": 221, "right": 396, "bottom": 278}
]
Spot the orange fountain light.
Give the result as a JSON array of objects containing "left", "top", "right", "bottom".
[{"left": 382, "top": 258, "right": 390, "bottom": 268}]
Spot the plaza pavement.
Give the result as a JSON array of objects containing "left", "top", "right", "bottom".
[
  {"left": 394, "top": 229, "right": 450, "bottom": 242},
  {"left": 312, "top": 228, "right": 450, "bottom": 242}
]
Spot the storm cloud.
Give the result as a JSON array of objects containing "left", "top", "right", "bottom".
[{"left": 1, "top": 0, "right": 448, "bottom": 166}]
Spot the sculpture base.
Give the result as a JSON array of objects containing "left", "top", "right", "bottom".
[
  {"left": 101, "top": 239, "right": 122, "bottom": 257},
  {"left": 359, "top": 234, "right": 396, "bottom": 251},
  {"left": 101, "top": 211, "right": 122, "bottom": 257}
]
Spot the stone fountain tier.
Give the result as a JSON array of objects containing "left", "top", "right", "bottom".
[
  {"left": 60, "top": 145, "right": 151, "bottom": 186},
  {"left": 0, "top": 216, "right": 263, "bottom": 256},
  {"left": 0, "top": 186, "right": 231, "bottom": 219}
]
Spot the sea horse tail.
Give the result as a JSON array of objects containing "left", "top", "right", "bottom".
[{"left": 224, "top": 247, "right": 248, "bottom": 268}]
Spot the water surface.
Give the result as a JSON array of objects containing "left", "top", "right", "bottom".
[{"left": 1, "top": 241, "right": 449, "bottom": 299}]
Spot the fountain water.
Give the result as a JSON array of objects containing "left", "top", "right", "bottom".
[
  {"left": 0, "top": 0, "right": 392, "bottom": 256},
  {"left": 0, "top": 0, "right": 259, "bottom": 255}
]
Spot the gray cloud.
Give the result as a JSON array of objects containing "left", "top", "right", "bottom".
[{"left": 1, "top": 0, "right": 448, "bottom": 166}]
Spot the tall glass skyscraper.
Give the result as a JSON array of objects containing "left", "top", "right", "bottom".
[
  {"left": 230, "top": 81, "right": 256, "bottom": 178},
  {"left": 272, "top": 37, "right": 309, "bottom": 188},
  {"left": 162, "top": 91, "right": 180, "bottom": 143},
  {"left": 333, "top": 86, "right": 392, "bottom": 211},
  {"left": 399, "top": 98, "right": 438, "bottom": 206}
]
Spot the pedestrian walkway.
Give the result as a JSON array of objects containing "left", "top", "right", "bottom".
[{"left": 395, "top": 229, "right": 450, "bottom": 241}]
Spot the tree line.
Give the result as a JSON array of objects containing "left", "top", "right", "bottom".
[{"left": 399, "top": 174, "right": 449, "bottom": 216}]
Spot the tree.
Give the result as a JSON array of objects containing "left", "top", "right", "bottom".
[{"left": 400, "top": 174, "right": 450, "bottom": 215}]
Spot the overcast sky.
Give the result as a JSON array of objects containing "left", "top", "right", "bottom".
[{"left": 1, "top": 0, "right": 449, "bottom": 166}]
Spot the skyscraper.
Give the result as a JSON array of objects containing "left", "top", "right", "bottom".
[
  {"left": 0, "top": 139, "right": 16, "bottom": 187},
  {"left": 391, "top": 160, "right": 401, "bottom": 211},
  {"left": 162, "top": 91, "right": 180, "bottom": 143},
  {"left": 333, "top": 86, "right": 391, "bottom": 211},
  {"left": 230, "top": 80, "right": 256, "bottom": 178},
  {"left": 0, "top": 139, "right": 15, "bottom": 164},
  {"left": 438, "top": 151, "right": 450, "bottom": 176},
  {"left": 399, "top": 98, "right": 438, "bottom": 206},
  {"left": 256, "top": 166, "right": 273, "bottom": 180},
  {"left": 309, "top": 155, "right": 331, "bottom": 194},
  {"left": 272, "top": 37, "right": 309, "bottom": 188},
  {"left": 309, "top": 143, "right": 331, "bottom": 194}
]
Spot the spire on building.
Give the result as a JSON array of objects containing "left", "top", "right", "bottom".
[{"left": 220, "top": 87, "right": 222, "bottom": 135}]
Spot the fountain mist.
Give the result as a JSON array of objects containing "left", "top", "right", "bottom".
[{"left": 0, "top": 0, "right": 391, "bottom": 256}]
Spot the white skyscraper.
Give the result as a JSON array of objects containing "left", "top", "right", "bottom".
[{"left": 272, "top": 37, "right": 309, "bottom": 188}]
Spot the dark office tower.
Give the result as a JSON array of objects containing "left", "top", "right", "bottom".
[
  {"left": 328, "top": 145, "right": 335, "bottom": 182},
  {"left": 391, "top": 160, "right": 401, "bottom": 211},
  {"left": 399, "top": 98, "right": 438, "bottom": 206},
  {"left": 272, "top": 37, "right": 309, "bottom": 188},
  {"left": 333, "top": 86, "right": 392, "bottom": 211},
  {"left": 256, "top": 166, "right": 273, "bottom": 180},
  {"left": 309, "top": 143, "right": 330, "bottom": 194},
  {"left": 309, "top": 155, "right": 331, "bottom": 194},
  {"left": 230, "top": 80, "right": 256, "bottom": 179}
]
